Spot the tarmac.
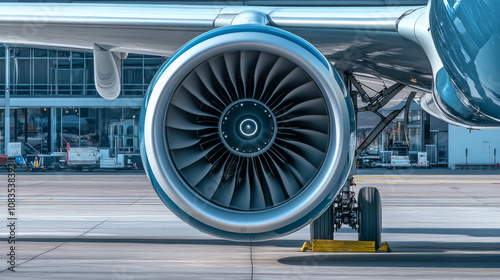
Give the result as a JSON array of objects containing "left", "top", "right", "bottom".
[{"left": 1, "top": 168, "right": 499, "bottom": 279}]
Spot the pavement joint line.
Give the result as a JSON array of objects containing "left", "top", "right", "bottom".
[
  {"left": 130, "top": 193, "right": 152, "bottom": 206},
  {"left": 250, "top": 242, "right": 254, "bottom": 280},
  {"left": 354, "top": 181, "right": 498, "bottom": 184},
  {"left": 0, "top": 217, "right": 110, "bottom": 274},
  {"left": 450, "top": 188, "right": 486, "bottom": 205}
]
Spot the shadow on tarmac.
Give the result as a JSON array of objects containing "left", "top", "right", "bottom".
[
  {"left": 277, "top": 250, "right": 500, "bottom": 268},
  {"left": 383, "top": 227, "right": 500, "bottom": 237},
  {"left": 3, "top": 237, "right": 499, "bottom": 268}
]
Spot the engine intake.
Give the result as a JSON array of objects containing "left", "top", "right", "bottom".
[{"left": 140, "top": 25, "right": 354, "bottom": 241}]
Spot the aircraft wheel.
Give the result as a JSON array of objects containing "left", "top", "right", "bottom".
[
  {"left": 358, "top": 187, "right": 382, "bottom": 249},
  {"left": 310, "top": 204, "right": 334, "bottom": 241}
]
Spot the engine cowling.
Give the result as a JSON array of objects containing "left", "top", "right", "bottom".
[
  {"left": 140, "top": 25, "right": 355, "bottom": 241},
  {"left": 430, "top": 0, "right": 500, "bottom": 127}
]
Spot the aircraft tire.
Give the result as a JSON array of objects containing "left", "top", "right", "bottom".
[
  {"left": 310, "top": 204, "right": 334, "bottom": 241},
  {"left": 358, "top": 187, "right": 382, "bottom": 249}
]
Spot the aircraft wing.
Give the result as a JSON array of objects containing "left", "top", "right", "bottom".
[{"left": 0, "top": 4, "right": 429, "bottom": 90}]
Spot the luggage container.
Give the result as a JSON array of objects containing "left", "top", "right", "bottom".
[{"left": 67, "top": 147, "right": 99, "bottom": 171}]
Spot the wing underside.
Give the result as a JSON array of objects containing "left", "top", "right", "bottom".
[{"left": 0, "top": 3, "right": 431, "bottom": 92}]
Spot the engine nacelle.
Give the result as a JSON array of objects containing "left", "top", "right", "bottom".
[
  {"left": 140, "top": 25, "right": 355, "bottom": 241},
  {"left": 430, "top": 0, "right": 500, "bottom": 127}
]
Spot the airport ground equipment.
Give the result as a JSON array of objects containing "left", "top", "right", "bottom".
[
  {"left": 99, "top": 148, "right": 141, "bottom": 169},
  {"left": 99, "top": 148, "right": 125, "bottom": 169},
  {"left": 6, "top": 142, "right": 21, "bottom": 158},
  {"left": 0, "top": 154, "right": 8, "bottom": 169},
  {"left": 390, "top": 155, "right": 411, "bottom": 168},
  {"left": 27, "top": 155, "right": 46, "bottom": 172},
  {"left": 108, "top": 119, "right": 139, "bottom": 154},
  {"left": 417, "top": 152, "right": 429, "bottom": 167},
  {"left": 67, "top": 147, "right": 99, "bottom": 171},
  {"left": 15, "top": 155, "right": 25, "bottom": 167}
]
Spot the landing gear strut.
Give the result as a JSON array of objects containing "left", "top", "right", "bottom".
[{"left": 310, "top": 72, "right": 408, "bottom": 250}]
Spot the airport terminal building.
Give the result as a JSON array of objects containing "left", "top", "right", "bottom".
[
  {"left": 0, "top": 46, "right": 163, "bottom": 157},
  {"left": 0, "top": 0, "right": 499, "bottom": 169},
  {"left": 0, "top": 44, "right": 450, "bottom": 163},
  {"left": 3, "top": 43, "right": 497, "bottom": 169}
]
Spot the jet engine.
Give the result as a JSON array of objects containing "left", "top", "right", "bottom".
[{"left": 140, "top": 25, "right": 355, "bottom": 241}]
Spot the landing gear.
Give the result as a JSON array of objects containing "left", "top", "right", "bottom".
[
  {"left": 357, "top": 187, "right": 382, "bottom": 249},
  {"left": 309, "top": 179, "right": 382, "bottom": 249}
]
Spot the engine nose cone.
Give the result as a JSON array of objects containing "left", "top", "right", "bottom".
[
  {"left": 239, "top": 118, "right": 259, "bottom": 138},
  {"left": 219, "top": 99, "right": 276, "bottom": 156}
]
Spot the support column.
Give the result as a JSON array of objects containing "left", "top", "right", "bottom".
[
  {"left": 4, "top": 45, "right": 10, "bottom": 154},
  {"left": 50, "top": 107, "right": 57, "bottom": 153}
]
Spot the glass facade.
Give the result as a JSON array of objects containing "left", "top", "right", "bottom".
[
  {"left": 0, "top": 48, "right": 163, "bottom": 96},
  {"left": 0, "top": 46, "right": 162, "bottom": 154},
  {"left": 1, "top": 106, "right": 141, "bottom": 154}
]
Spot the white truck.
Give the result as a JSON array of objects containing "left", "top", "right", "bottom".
[{"left": 67, "top": 147, "right": 99, "bottom": 171}]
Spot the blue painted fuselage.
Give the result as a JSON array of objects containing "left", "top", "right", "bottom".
[{"left": 431, "top": 0, "right": 500, "bottom": 126}]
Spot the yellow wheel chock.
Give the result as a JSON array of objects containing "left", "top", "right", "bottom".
[{"left": 301, "top": 240, "right": 391, "bottom": 253}]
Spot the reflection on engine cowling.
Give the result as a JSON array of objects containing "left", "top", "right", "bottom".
[{"left": 140, "top": 25, "right": 355, "bottom": 241}]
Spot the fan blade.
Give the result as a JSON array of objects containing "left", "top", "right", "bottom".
[
  {"left": 177, "top": 158, "right": 214, "bottom": 187},
  {"left": 250, "top": 158, "right": 268, "bottom": 209},
  {"left": 208, "top": 56, "right": 235, "bottom": 104},
  {"left": 276, "top": 138, "right": 325, "bottom": 167},
  {"left": 223, "top": 52, "right": 241, "bottom": 100},
  {"left": 258, "top": 155, "right": 286, "bottom": 205},
  {"left": 167, "top": 127, "right": 202, "bottom": 150},
  {"left": 195, "top": 155, "right": 230, "bottom": 200},
  {"left": 272, "top": 81, "right": 319, "bottom": 111},
  {"left": 181, "top": 76, "right": 222, "bottom": 114},
  {"left": 253, "top": 51, "right": 279, "bottom": 100},
  {"left": 266, "top": 154, "right": 301, "bottom": 199},
  {"left": 230, "top": 159, "right": 251, "bottom": 210},
  {"left": 260, "top": 57, "right": 295, "bottom": 103},
  {"left": 266, "top": 67, "right": 311, "bottom": 108},
  {"left": 166, "top": 106, "right": 217, "bottom": 131},
  {"left": 194, "top": 63, "right": 230, "bottom": 108},
  {"left": 277, "top": 115, "right": 330, "bottom": 134},
  {"left": 275, "top": 98, "right": 327, "bottom": 119},
  {"left": 278, "top": 127, "right": 328, "bottom": 152},
  {"left": 173, "top": 145, "right": 217, "bottom": 170}
]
